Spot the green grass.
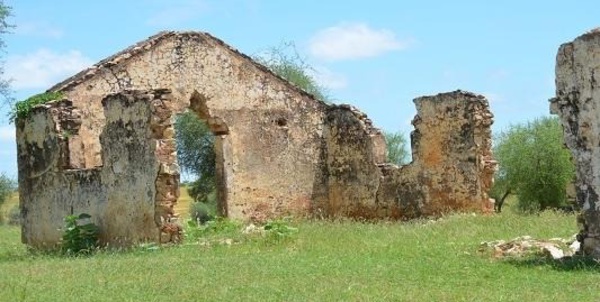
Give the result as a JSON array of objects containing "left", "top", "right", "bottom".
[{"left": 0, "top": 208, "right": 597, "bottom": 301}]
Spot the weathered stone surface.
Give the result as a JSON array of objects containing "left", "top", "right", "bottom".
[
  {"left": 17, "top": 31, "right": 496, "bottom": 248},
  {"left": 316, "top": 90, "right": 496, "bottom": 219},
  {"left": 550, "top": 28, "right": 600, "bottom": 258},
  {"left": 18, "top": 90, "right": 174, "bottom": 247}
]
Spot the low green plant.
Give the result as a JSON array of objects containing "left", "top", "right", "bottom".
[
  {"left": 9, "top": 91, "right": 64, "bottom": 122},
  {"left": 185, "top": 216, "right": 241, "bottom": 241},
  {"left": 61, "top": 213, "right": 99, "bottom": 254},
  {"left": 263, "top": 219, "right": 298, "bottom": 242},
  {"left": 189, "top": 201, "right": 215, "bottom": 225}
]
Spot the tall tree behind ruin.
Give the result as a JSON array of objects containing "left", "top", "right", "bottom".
[
  {"left": 491, "top": 116, "right": 574, "bottom": 212},
  {"left": 384, "top": 131, "right": 410, "bottom": 165}
]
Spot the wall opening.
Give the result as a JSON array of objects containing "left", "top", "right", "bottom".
[{"left": 174, "top": 91, "right": 229, "bottom": 223}]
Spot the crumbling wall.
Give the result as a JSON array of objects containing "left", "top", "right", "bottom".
[
  {"left": 17, "top": 31, "right": 498, "bottom": 248},
  {"left": 18, "top": 90, "right": 178, "bottom": 248},
  {"left": 315, "top": 104, "right": 387, "bottom": 217},
  {"left": 550, "top": 28, "right": 600, "bottom": 257},
  {"left": 317, "top": 91, "right": 495, "bottom": 219},
  {"left": 405, "top": 92, "right": 496, "bottom": 215},
  {"left": 47, "top": 31, "right": 327, "bottom": 221}
]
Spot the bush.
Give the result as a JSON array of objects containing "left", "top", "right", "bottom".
[
  {"left": 7, "top": 205, "right": 19, "bottom": 225},
  {"left": 10, "top": 91, "right": 64, "bottom": 122},
  {"left": 189, "top": 201, "right": 215, "bottom": 225},
  {"left": 61, "top": 213, "right": 99, "bottom": 254},
  {"left": 188, "top": 178, "right": 215, "bottom": 203},
  {"left": 185, "top": 217, "right": 242, "bottom": 242},
  {"left": 264, "top": 219, "right": 298, "bottom": 242}
]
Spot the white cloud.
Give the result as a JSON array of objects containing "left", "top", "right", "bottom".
[
  {"left": 309, "top": 66, "right": 348, "bottom": 90},
  {"left": 309, "top": 23, "right": 411, "bottom": 61},
  {"left": 15, "top": 21, "right": 64, "bottom": 39},
  {"left": 146, "top": 0, "right": 209, "bottom": 26},
  {"left": 5, "top": 49, "right": 94, "bottom": 90},
  {"left": 0, "top": 125, "right": 14, "bottom": 141}
]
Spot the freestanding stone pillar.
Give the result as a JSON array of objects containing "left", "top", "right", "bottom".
[{"left": 550, "top": 28, "right": 600, "bottom": 257}]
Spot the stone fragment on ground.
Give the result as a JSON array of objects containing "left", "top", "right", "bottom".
[{"left": 479, "top": 235, "right": 579, "bottom": 259}]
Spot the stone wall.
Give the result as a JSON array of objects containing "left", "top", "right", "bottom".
[
  {"left": 18, "top": 90, "right": 177, "bottom": 248},
  {"left": 316, "top": 90, "right": 496, "bottom": 219},
  {"left": 550, "top": 28, "right": 600, "bottom": 257},
  {"left": 16, "top": 31, "right": 496, "bottom": 248}
]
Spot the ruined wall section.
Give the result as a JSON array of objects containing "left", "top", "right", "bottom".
[
  {"left": 17, "top": 100, "right": 105, "bottom": 248},
  {"left": 48, "top": 31, "right": 328, "bottom": 221},
  {"left": 316, "top": 104, "right": 387, "bottom": 218},
  {"left": 99, "top": 90, "right": 175, "bottom": 246},
  {"left": 550, "top": 29, "right": 600, "bottom": 257},
  {"left": 317, "top": 91, "right": 495, "bottom": 219},
  {"left": 406, "top": 92, "right": 495, "bottom": 214},
  {"left": 18, "top": 90, "right": 178, "bottom": 248}
]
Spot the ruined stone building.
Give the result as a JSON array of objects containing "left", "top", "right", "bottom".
[
  {"left": 551, "top": 28, "right": 600, "bottom": 258},
  {"left": 16, "top": 31, "right": 496, "bottom": 248}
]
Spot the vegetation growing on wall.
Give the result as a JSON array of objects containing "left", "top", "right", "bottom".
[{"left": 9, "top": 91, "right": 64, "bottom": 122}]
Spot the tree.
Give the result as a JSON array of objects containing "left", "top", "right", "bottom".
[
  {"left": 491, "top": 116, "right": 574, "bottom": 213},
  {"left": 254, "top": 42, "right": 330, "bottom": 102},
  {"left": 0, "top": 173, "right": 15, "bottom": 224},
  {"left": 0, "top": 2, "right": 11, "bottom": 104},
  {"left": 384, "top": 131, "right": 410, "bottom": 165},
  {"left": 174, "top": 111, "right": 215, "bottom": 203}
]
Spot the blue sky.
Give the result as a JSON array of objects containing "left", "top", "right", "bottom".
[{"left": 0, "top": 0, "right": 598, "bottom": 177}]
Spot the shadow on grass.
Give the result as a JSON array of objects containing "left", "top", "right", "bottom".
[{"left": 505, "top": 255, "right": 600, "bottom": 271}]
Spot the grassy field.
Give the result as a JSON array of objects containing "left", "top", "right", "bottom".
[
  {"left": 1, "top": 202, "right": 598, "bottom": 302},
  {"left": 175, "top": 186, "right": 194, "bottom": 220}
]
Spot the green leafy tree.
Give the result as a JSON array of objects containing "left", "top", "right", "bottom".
[
  {"left": 174, "top": 112, "right": 215, "bottom": 203},
  {"left": 491, "top": 116, "right": 575, "bottom": 213},
  {"left": 0, "top": 2, "right": 11, "bottom": 104},
  {"left": 0, "top": 173, "right": 13, "bottom": 204},
  {"left": 384, "top": 131, "right": 410, "bottom": 165},
  {"left": 254, "top": 41, "right": 330, "bottom": 102},
  {"left": 0, "top": 173, "right": 15, "bottom": 224}
]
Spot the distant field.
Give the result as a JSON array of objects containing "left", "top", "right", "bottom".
[
  {"left": 175, "top": 186, "right": 194, "bottom": 219},
  {"left": 1, "top": 205, "right": 598, "bottom": 302}
]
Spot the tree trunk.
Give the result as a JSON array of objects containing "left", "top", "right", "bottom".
[{"left": 495, "top": 190, "right": 511, "bottom": 213}]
